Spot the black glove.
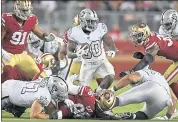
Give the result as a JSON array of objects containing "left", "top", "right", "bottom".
[
  {"left": 119, "top": 112, "right": 134, "bottom": 120},
  {"left": 73, "top": 112, "right": 91, "bottom": 119},
  {"left": 49, "top": 110, "right": 62, "bottom": 119},
  {"left": 96, "top": 109, "right": 122, "bottom": 120},
  {"left": 119, "top": 70, "right": 134, "bottom": 78},
  {"left": 133, "top": 52, "right": 144, "bottom": 59},
  {"left": 71, "top": 103, "right": 85, "bottom": 114}
]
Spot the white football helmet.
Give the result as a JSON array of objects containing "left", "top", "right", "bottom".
[
  {"left": 14, "top": 0, "right": 33, "bottom": 20},
  {"left": 79, "top": 8, "right": 99, "bottom": 32},
  {"left": 160, "top": 9, "right": 178, "bottom": 31},
  {"left": 47, "top": 76, "right": 68, "bottom": 102}
]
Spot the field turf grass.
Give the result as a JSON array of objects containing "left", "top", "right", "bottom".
[{"left": 2, "top": 80, "right": 178, "bottom": 121}]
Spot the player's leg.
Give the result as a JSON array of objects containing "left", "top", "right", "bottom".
[
  {"left": 16, "top": 53, "right": 47, "bottom": 79},
  {"left": 96, "top": 59, "right": 115, "bottom": 91},
  {"left": 156, "top": 62, "right": 178, "bottom": 120},
  {"left": 79, "top": 62, "right": 95, "bottom": 86},
  {"left": 69, "top": 61, "right": 81, "bottom": 76}
]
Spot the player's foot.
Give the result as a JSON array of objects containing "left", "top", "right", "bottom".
[
  {"left": 171, "top": 109, "right": 178, "bottom": 119},
  {"left": 154, "top": 116, "right": 169, "bottom": 120}
]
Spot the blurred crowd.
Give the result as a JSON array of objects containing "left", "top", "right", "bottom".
[{"left": 2, "top": 0, "right": 178, "bottom": 42}]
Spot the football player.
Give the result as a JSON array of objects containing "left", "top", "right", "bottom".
[
  {"left": 65, "top": 14, "right": 103, "bottom": 85},
  {"left": 67, "top": 9, "right": 118, "bottom": 91},
  {"left": 2, "top": 75, "right": 74, "bottom": 119},
  {"left": 155, "top": 9, "right": 178, "bottom": 120},
  {"left": 110, "top": 65, "right": 172, "bottom": 120},
  {"left": 119, "top": 22, "right": 178, "bottom": 120},
  {"left": 1, "top": 0, "right": 61, "bottom": 80}
]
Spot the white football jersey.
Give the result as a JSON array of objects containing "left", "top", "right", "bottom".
[
  {"left": 159, "top": 23, "right": 178, "bottom": 37},
  {"left": 136, "top": 68, "right": 170, "bottom": 93},
  {"left": 68, "top": 23, "right": 108, "bottom": 61},
  {"left": 7, "top": 77, "right": 53, "bottom": 108}
]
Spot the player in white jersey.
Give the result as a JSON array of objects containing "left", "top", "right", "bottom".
[
  {"left": 67, "top": 9, "right": 117, "bottom": 91},
  {"left": 2, "top": 76, "right": 74, "bottom": 119},
  {"left": 27, "top": 32, "right": 68, "bottom": 77},
  {"left": 106, "top": 65, "right": 172, "bottom": 120},
  {"left": 155, "top": 9, "right": 178, "bottom": 120}
]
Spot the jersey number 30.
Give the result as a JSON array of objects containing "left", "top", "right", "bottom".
[
  {"left": 10, "top": 32, "right": 28, "bottom": 45},
  {"left": 82, "top": 40, "right": 102, "bottom": 59}
]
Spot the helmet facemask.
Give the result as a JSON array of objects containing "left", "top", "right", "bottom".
[
  {"left": 161, "top": 9, "right": 178, "bottom": 32},
  {"left": 95, "top": 89, "right": 116, "bottom": 111},
  {"left": 79, "top": 9, "right": 99, "bottom": 32},
  {"left": 130, "top": 31, "right": 145, "bottom": 46},
  {"left": 14, "top": 0, "right": 33, "bottom": 20}
]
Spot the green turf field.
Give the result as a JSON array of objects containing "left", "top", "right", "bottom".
[{"left": 2, "top": 81, "right": 178, "bottom": 121}]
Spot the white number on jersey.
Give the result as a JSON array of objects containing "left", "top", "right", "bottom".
[
  {"left": 21, "top": 82, "right": 39, "bottom": 94},
  {"left": 157, "top": 34, "right": 173, "bottom": 47},
  {"left": 82, "top": 40, "right": 102, "bottom": 59},
  {"left": 10, "top": 32, "right": 28, "bottom": 45}
]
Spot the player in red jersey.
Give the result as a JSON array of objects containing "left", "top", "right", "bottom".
[
  {"left": 119, "top": 23, "right": 178, "bottom": 76},
  {"left": 119, "top": 23, "right": 178, "bottom": 120},
  {"left": 56, "top": 85, "right": 117, "bottom": 119},
  {"left": 1, "top": 0, "right": 60, "bottom": 79}
]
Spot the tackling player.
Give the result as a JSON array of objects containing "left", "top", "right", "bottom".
[
  {"left": 1, "top": 0, "right": 61, "bottom": 80},
  {"left": 155, "top": 9, "right": 178, "bottom": 120},
  {"left": 119, "top": 22, "right": 178, "bottom": 120},
  {"left": 110, "top": 65, "right": 172, "bottom": 120},
  {"left": 2, "top": 75, "right": 74, "bottom": 119},
  {"left": 67, "top": 9, "right": 118, "bottom": 91}
]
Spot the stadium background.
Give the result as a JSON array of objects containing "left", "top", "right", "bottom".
[
  {"left": 2, "top": 0, "right": 176, "bottom": 79},
  {"left": 2, "top": 0, "right": 178, "bottom": 121}
]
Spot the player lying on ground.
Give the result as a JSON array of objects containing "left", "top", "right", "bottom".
[
  {"left": 1, "top": 75, "right": 74, "bottom": 119},
  {"left": 67, "top": 8, "right": 118, "bottom": 92},
  {"left": 155, "top": 9, "right": 178, "bottom": 120},
  {"left": 119, "top": 22, "right": 178, "bottom": 119},
  {"left": 1, "top": 0, "right": 62, "bottom": 80},
  {"left": 109, "top": 65, "right": 172, "bottom": 120}
]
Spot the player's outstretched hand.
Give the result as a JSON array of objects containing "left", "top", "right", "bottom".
[
  {"left": 106, "top": 50, "right": 116, "bottom": 58},
  {"left": 119, "top": 70, "right": 134, "bottom": 78},
  {"left": 64, "top": 99, "right": 74, "bottom": 108},
  {"left": 2, "top": 49, "right": 11, "bottom": 62}
]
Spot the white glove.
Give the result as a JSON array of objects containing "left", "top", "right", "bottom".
[
  {"left": 64, "top": 99, "right": 74, "bottom": 108},
  {"left": 154, "top": 116, "right": 169, "bottom": 120},
  {"left": 76, "top": 45, "right": 89, "bottom": 57},
  {"left": 2, "top": 49, "right": 11, "bottom": 62},
  {"left": 45, "top": 33, "right": 58, "bottom": 42},
  {"left": 106, "top": 51, "right": 116, "bottom": 58}
]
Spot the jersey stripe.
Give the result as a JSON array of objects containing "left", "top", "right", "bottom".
[
  {"left": 145, "top": 42, "right": 157, "bottom": 51},
  {"left": 2, "top": 18, "right": 5, "bottom": 26},
  {"left": 166, "top": 68, "right": 178, "bottom": 82},
  {"left": 79, "top": 86, "right": 86, "bottom": 96}
]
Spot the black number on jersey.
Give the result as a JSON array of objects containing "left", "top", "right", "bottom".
[
  {"left": 82, "top": 40, "right": 102, "bottom": 59},
  {"left": 21, "top": 82, "right": 39, "bottom": 94}
]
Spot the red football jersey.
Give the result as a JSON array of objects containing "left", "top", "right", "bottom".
[
  {"left": 58, "top": 86, "right": 96, "bottom": 118},
  {"left": 144, "top": 32, "right": 178, "bottom": 61},
  {"left": 2, "top": 13, "right": 38, "bottom": 54}
]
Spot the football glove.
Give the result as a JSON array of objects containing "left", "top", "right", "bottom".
[
  {"left": 73, "top": 112, "right": 91, "bottom": 119},
  {"left": 106, "top": 51, "right": 116, "bottom": 58},
  {"left": 49, "top": 110, "right": 62, "bottom": 119},
  {"left": 2, "top": 49, "right": 11, "bottom": 62},
  {"left": 76, "top": 45, "right": 89, "bottom": 57},
  {"left": 119, "top": 70, "right": 134, "bottom": 78},
  {"left": 154, "top": 116, "right": 169, "bottom": 120},
  {"left": 71, "top": 103, "right": 85, "bottom": 114},
  {"left": 64, "top": 99, "right": 74, "bottom": 108},
  {"left": 45, "top": 33, "right": 61, "bottom": 42}
]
